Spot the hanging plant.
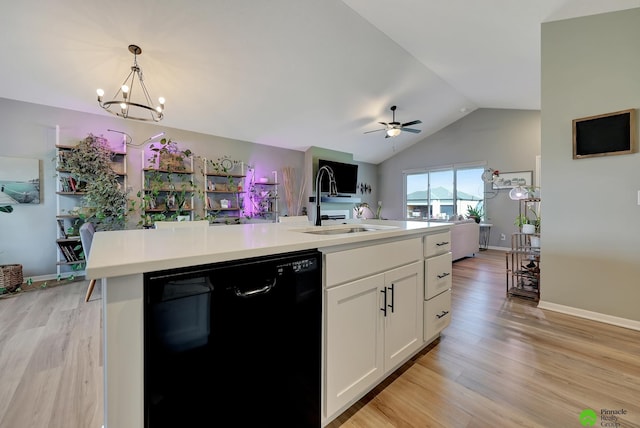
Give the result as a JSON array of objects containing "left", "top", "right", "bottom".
[{"left": 63, "top": 133, "right": 128, "bottom": 231}]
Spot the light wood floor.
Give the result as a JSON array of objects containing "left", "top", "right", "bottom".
[{"left": 1, "top": 250, "right": 639, "bottom": 428}]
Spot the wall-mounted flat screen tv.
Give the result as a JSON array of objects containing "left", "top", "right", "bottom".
[{"left": 317, "top": 159, "right": 359, "bottom": 195}]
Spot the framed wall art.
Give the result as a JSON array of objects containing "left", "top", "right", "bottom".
[
  {"left": 572, "top": 108, "right": 637, "bottom": 159},
  {"left": 0, "top": 156, "right": 40, "bottom": 204},
  {"left": 492, "top": 171, "right": 533, "bottom": 190}
]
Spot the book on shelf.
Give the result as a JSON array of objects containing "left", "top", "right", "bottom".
[
  {"left": 68, "top": 176, "right": 77, "bottom": 192},
  {"left": 57, "top": 241, "right": 81, "bottom": 262}
]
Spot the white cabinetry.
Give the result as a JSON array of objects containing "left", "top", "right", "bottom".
[
  {"left": 323, "top": 238, "right": 423, "bottom": 421},
  {"left": 423, "top": 231, "right": 452, "bottom": 342}
]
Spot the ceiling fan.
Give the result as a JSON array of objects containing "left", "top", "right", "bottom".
[{"left": 364, "top": 105, "right": 422, "bottom": 138}]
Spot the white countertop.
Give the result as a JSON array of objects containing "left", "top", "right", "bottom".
[{"left": 86, "top": 219, "right": 451, "bottom": 279}]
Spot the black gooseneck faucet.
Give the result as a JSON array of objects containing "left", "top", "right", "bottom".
[{"left": 314, "top": 165, "right": 338, "bottom": 226}]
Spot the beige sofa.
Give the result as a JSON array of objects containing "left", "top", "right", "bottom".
[{"left": 431, "top": 218, "right": 480, "bottom": 261}]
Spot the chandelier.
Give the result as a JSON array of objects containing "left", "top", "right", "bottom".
[{"left": 97, "top": 45, "right": 165, "bottom": 122}]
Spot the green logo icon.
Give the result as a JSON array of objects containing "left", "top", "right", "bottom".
[{"left": 579, "top": 409, "right": 597, "bottom": 426}]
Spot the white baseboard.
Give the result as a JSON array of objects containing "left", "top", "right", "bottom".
[
  {"left": 538, "top": 300, "right": 640, "bottom": 332},
  {"left": 486, "top": 245, "right": 510, "bottom": 251}
]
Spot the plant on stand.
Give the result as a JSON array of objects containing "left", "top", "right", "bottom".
[
  {"left": 62, "top": 133, "right": 128, "bottom": 231},
  {"left": 148, "top": 138, "right": 192, "bottom": 172}
]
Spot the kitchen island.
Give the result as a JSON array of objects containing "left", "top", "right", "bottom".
[{"left": 87, "top": 219, "right": 452, "bottom": 428}]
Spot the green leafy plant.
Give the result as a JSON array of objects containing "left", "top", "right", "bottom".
[
  {"left": 62, "top": 133, "right": 128, "bottom": 231},
  {"left": 131, "top": 139, "right": 202, "bottom": 227},
  {"left": 514, "top": 202, "right": 541, "bottom": 233},
  {"left": 514, "top": 214, "right": 530, "bottom": 228},
  {"left": 148, "top": 138, "right": 192, "bottom": 172},
  {"left": 466, "top": 204, "right": 483, "bottom": 223},
  {"left": 207, "top": 156, "right": 240, "bottom": 175}
]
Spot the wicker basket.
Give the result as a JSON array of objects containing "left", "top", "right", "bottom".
[{"left": 0, "top": 264, "right": 23, "bottom": 292}]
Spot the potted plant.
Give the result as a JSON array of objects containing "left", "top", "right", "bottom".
[
  {"left": 515, "top": 208, "right": 540, "bottom": 235},
  {"left": 173, "top": 187, "right": 192, "bottom": 221},
  {"left": 148, "top": 138, "right": 192, "bottom": 172},
  {"left": 514, "top": 214, "right": 534, "bottom": 233},
  {"left": 466, "top": 204, "right": 483, "bottom": 223}
]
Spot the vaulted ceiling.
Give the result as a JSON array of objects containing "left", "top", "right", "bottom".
[{"left": 1, "top": 0, "right": 638, "bottom": 163}]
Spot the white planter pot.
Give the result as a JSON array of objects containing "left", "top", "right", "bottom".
[
  {"left": 530, "top": 236, "right": 540, "bottom": 248},
  {"left": 522, "top": 224, "right": 536, "bottom": 234}
]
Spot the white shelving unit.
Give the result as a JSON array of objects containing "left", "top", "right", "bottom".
[{"left": 248, "top": 168, "right": 279, "bottom": 222}]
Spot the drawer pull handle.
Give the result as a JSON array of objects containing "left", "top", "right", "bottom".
[
  {"left": 388, "top": 283, "right": 395, "bottom": 313},
  {"left": 437, "top": 272, "right": 450, "bottom": 279},
  {"left": 436, "top": 310, "right": 449, "bottom": 319},
  {"left": 436, "top": 241, "right": 449, "bottom": 246}
]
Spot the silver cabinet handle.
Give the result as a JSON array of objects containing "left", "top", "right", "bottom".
[
  {"left": 437, "top": 272, "right": 450, "bottom": 279},
  {"left": 436, "top": 310, "right": 449, "bottom": 319}
]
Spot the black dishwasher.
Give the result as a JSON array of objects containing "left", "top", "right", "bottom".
[{"left": 144, "top": 249, "right": 322, "bottom": 428}]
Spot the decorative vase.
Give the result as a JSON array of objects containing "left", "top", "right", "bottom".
[{"left": 522, "top": 224, "right": 536, "bottom": 234}]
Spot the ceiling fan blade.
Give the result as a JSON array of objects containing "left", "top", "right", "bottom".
[
  {"left": 402, "top": 128, "right": 422, "bottom": 134},
  {"left": 402, "top": 120, "right": 422, "bottom": 127},
  {"left": 378, "top": 122, "right": 389, "bottom": 126},
  {"left": 364, "top": 128, "right": 385, "bottom": 134}
]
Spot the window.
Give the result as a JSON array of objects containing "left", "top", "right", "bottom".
[{"left": 404, "top": 164, "right": 484, "bottom": 221}]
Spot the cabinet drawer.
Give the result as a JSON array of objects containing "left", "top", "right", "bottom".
[
  {"left": 424, "top": 289, "right": 452, "bottom": 342},
  {"left": 424, "top": 252, "right": 452, "bottom": 299},
  {"left": 325, "top": 238, "right": 422, "bottom": 287},
  {"left": 424, "top": 231, "right": 451, "bottom": 258}
]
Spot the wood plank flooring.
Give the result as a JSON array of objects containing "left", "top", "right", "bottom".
[{"left": 1, "top": 250, "right": 639, "bottom": 427}]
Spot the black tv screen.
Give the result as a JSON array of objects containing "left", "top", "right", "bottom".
[{"left": 317, "top": 159, "right": 359, "bottom": 195}]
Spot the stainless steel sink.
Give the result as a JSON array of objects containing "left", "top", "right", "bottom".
[
  {"left": 303, "top": 226, "right": 374, "bottom": 235},
  {"left": 297, "top": 224, "right": 398, "bottom": 235}
]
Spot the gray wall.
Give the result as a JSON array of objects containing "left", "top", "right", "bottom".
[
  {"left": 541, "top": 9, "right": 640, "bottom": 322},
  {"left": 378, "top": 108, "right": 541, "bottom": 248}
]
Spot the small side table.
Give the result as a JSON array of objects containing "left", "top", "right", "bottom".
[{"left": 479, "top": 223, "right": 492, "bottom": 251}]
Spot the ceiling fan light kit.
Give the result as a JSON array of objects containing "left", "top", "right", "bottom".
[
  {"left": 364, "top": 105, "right": 422, "bottom": 138},
  {"left": 386, "top": 128, "right": 402, "bottom": 137},
  {"left": 96, "top": 44, "right": 165, "bottom": 122}
]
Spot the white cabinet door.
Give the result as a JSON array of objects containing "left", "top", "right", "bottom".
[
  {"left": 383, "top": 261, "right": 424, "bottom": 371},
  {"left": 325, "top": 273, "right": 385, "bottom": 418}
]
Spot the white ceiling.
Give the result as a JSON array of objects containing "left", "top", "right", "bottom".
[{"left": 1, "top": 0, "right": 639, "bottom": 164}]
